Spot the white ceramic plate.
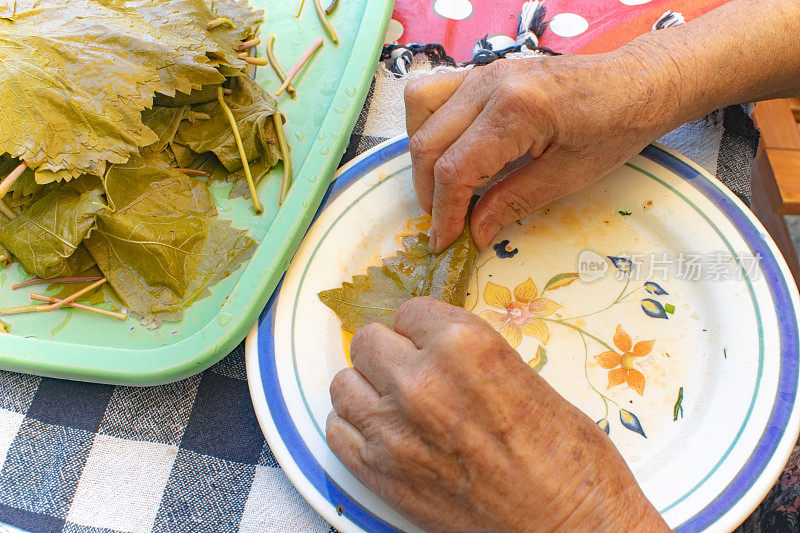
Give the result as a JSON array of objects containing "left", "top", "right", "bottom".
[{"left": 246, "top": 136, "right": 800, "bottom": 532}]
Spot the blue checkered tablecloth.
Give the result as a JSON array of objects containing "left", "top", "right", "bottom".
[
  {"left": 0, "top": 346, "right": 334, "bottom": 532},
  {"left": 0, "top": 52, "right": 785, "bottom": 532}
]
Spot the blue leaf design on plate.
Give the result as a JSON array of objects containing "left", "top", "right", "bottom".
[
  {"left": 607, "top": 255, "right": 633, "bottom": 273},
  {"left": 596, "top": 418, "right": 610, "bottom": 435},
  {"left": 619, "top": 409, "right": 647, "bottom": 438},
  {"left": 641, "top": 298, "right": 669, "bottom": 319},
  {"left": 644, "top": 281, "right": 668, "bottom": 295},
  {"left": 493, "top": 240, "right": 519, "bottom": 259}
]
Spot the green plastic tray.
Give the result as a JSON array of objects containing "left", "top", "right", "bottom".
[{"left": 0, "top": 0, "right": 393, "bottom": 385}]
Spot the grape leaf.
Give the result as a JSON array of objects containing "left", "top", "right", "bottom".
[
  {"left": 212, "top": 0, "right": 264, "bottom": 43},
  {"left": 203, "top": 153, "right": 278, "bottom": 200},
  {"left": 154, "top": 83, "right": 223, "bottom": 108},
  {"left": 169, "top": 142, "right": 203, "bottom": 169},
  {"left": 140, "top": 0, "right": 262, "bottom": 70},
  {"left": 173, "top": 73, "right": 282, "bottom": 198},
  {"left": 147, "top": 73, "right": 282, "bottom": 199},
  {"left": 0, "top": 156, "right": 34, "bottom": 196},
  {"left": 0, "top": 0, "right": 259, "bottom": 180},
  {"left": 0, "top": 241, "right": 10, "bottom": 269},
  {"left": 141, "top": 107, "right": 192, "bottom": 154},
  {"left": 226, "top": 157, "right": 276, "bottom": 199},
  {"left": 319, "top": 225, "right": 477, "bottom": 333},
  {"left": 83, "top": 150, "right": 256, "bottom": 321},
  {"left": 0, "top": 179, "right": 104, "bottom": 278},
  {"left": 51, "top": 244, "right": 99, "bottom": 279},
  {"left": 174, "top": 72, "right": 281, "bottom": 171}
]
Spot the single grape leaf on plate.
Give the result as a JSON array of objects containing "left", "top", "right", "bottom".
[
  {"left": 319, "top": 224, "right": 477, "bottom": 333},
  {"left": 0, "top": 0, "right": 258, "bottom": 180},
  {"left": 0, "top": 179, "right": 104, "bottom": 278},
  {"left": 83, "top": 150, "right": 256, "bottom": 321}
]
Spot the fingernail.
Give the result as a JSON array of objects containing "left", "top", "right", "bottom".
[{"left": 477, "top": 220, "right": 503, "bottom": 248}]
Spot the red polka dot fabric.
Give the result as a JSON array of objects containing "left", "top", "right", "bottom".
[{"left": 391, "top": 0, "right": 730, "bottom": 61}]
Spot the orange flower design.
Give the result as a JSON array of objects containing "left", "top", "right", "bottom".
[
  {"left": 478, "top": 279, "right": 559, "bottom": 349},
  {"left": 594, "top": 324, "right": 654, "bottom": 396}
]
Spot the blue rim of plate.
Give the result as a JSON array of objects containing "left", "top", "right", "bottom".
[{"left": 251, "top": 137, "right": 800, "bottom": 532}]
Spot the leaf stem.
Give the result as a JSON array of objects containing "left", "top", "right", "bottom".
[
  {"left": 266, "top": 34, "right": 296, "bottom": 98},
  {"left": 240, "top": 56, "right": 269, "bottom": 66},
  {"left": 276, "top": 36, "right": 323, "bottom": 97},
  {"left": 0, "top": 278, "right": 108, "bottom": 315},
  {"left": 274, "top": 113, "right": 292, "bottom": 206},
  {"left": 295, "top": 0, "right": 306, "bottom": 18},
  {"left": 94, "top": 164, "right": 116, "bottom": 213},
  {"left": 207, "top": 17, "right": 235, "bottom": 30},
  {"left": 313, "top": 0, "right": 339, "bottom": 44},
  {"left": 0, "top": 304, "right": 40, "bottom": 316},
  {"left": 0, "top": 161, "right": 26, "bottom": 201},
  {"left": 0, "top": 199, "right": 15, "bottom": 220},
  {"left": 11, "top": 275, "right": 103, "bottom": 290},
  {"left": 36, "top": 278, "right": 107, "bottom": 312},
  {"left": 217, "top": 87, "right": 262, "bottom": 214},
  {"left": 325, "top": 0, "right": 339, "bottom": 15},
  {"left": 176, "top": 168, "right": 210, "bottom": 178},
  {"left": 237, "top": 38, "right": 260, "bottom": 51},
  {"left": 29, "top": 293, "right": 127, "bottom": 320}
]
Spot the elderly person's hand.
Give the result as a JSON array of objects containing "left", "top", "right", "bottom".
[
  {"left": 405, "top": 50, "right": 679, "bottom": 253},
  {"left": 325, "top": 1, "right": 800, "bottom": 529},
  {"left": 326, "top": 297, "right": 669, "bottom": 532},
  {"left": 406, "top": 0, "right": 800, "bottom": 253}
]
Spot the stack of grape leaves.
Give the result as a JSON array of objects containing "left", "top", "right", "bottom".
[{"left": 0, "top": 0, "right": 285, "bottom": 322}]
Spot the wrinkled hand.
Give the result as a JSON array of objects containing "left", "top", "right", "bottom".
[
  {"left": 326, "top": 297, "right": 669, "bottom": 532},
  {"left": 405, "top": 47, "right": 682, "bottom": 252}
]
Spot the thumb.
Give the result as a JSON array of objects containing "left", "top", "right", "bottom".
[{"left": 470, "top": 153, "right": 595, "bottom": 249}]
